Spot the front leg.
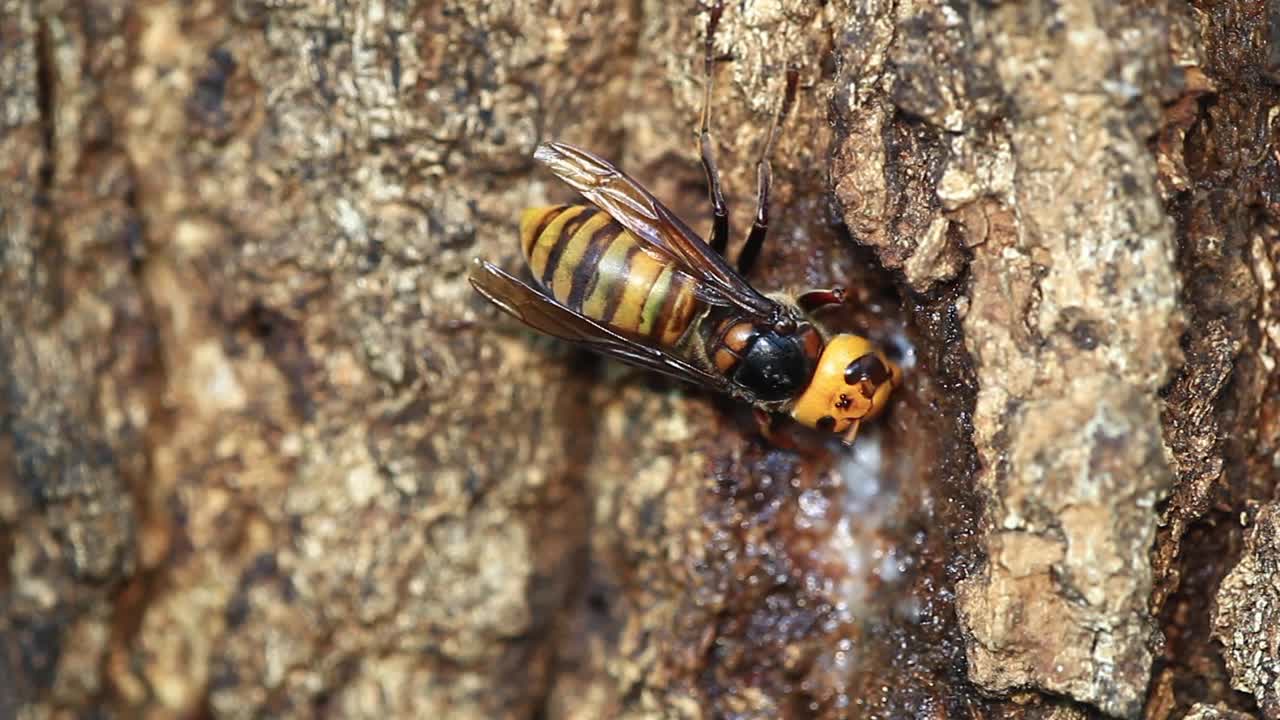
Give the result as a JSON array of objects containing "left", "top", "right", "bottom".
[
  {"left": 796, "top": 287, "right": 846, "bottom": 313},
  {"left": 753, "top": 408, "right": 802, "bottom": 451}
]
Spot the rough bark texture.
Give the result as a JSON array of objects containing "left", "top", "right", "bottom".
[
  {"left": 1212, "top": 502, "right": 1280, "bottom": 719},
  {"left": 831, "top": 3, "right": 1182, "bottom": 716},
  {"left": 1, "top": 1, "right": 1277, "bottom": 720}
]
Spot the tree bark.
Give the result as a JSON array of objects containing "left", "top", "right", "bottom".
[{"left": 1, "top": 1, "right": 1277, "bottom": 719}]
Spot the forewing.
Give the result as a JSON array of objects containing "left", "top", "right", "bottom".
[
  {"left": 469, "top": 259, "right": 740, "bottom": 393},
  {"left": 533, "top": 142, "right": 776, "bottom": 317}
]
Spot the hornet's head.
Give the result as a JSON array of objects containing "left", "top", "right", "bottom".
[{"left": 789, "top": 334, "right": 902, "bottom": 445}]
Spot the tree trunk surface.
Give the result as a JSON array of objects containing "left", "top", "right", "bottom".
[{"left": 2, "top": 1, "right": 1278, "bottom": 719}]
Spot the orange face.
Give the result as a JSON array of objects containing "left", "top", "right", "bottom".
[{"left": 790, "top": 334, "right": 903, "bottom": 444}]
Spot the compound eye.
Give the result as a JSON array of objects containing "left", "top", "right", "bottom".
[{"left": 845, "top": 354, "right": 890, "bottom": 386}]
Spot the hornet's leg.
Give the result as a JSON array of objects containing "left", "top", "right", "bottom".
[
  {"left": 737, "top": 66, "right": 800, "bottom": 276},
  {"left": 754, "top": 409, "right": 831, "bottom": 456},
  {"left": 700, "top": 1, "right": 730, "bottom": 256},
  {"left": 753, "top": 409, "right": 801, "bottom": 451},
  {"left": 796, "top": 287, "right": 846, "bottom": 314},
  {"left": 841, "top": 419, "right": 862, "bottom": 448}
]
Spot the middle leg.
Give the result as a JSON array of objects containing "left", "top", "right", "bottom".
[
  {"left": 736, "top": 66, "right": 800, "bottom": 276},
  {"left": 699, "top": 1, "right": 730, "bottom": 256}
]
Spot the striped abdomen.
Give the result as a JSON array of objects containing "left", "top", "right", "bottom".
[{"left": 520, "top": 205, "right": 701, "bottom": 347}]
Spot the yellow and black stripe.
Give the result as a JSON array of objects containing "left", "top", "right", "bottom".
[{"left": 520, "top": 205, "right": 701, "bottom": 347}]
